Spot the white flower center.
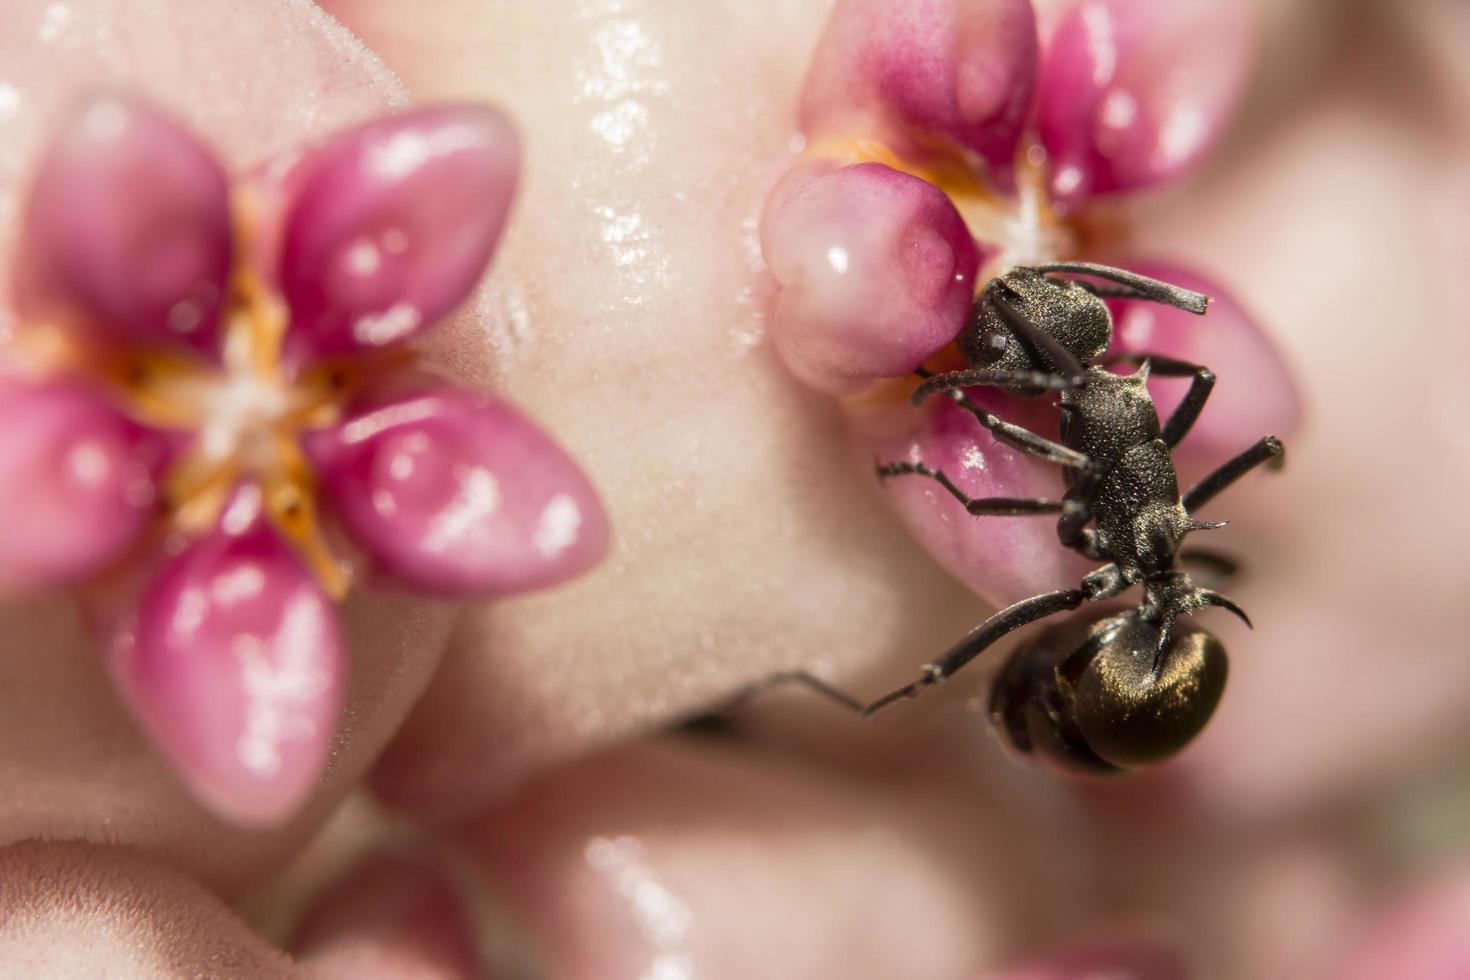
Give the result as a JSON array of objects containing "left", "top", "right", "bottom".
[
  {"left": 951, "top": 150, "right": 1077, "bottom": 282},
  {"left": 192, "top": 311, "right": 299, "bottom": 470}
]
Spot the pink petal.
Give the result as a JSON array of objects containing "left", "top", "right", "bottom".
[
  {"left": 1329, "top": 869, "right": 1470, "bottom": 980},
  {"left": 108, "top": 487, "right": 344, "bottom": 827},
  {"left": 1103, "top": 259, "right": 1301, "bottom": 464},
  {"left": 0, "top": 379, "right": 168, "bottom": 591},
  {"left": 762, "top": 160, "right": 980, "bottom": 395},
  {"left": 800, "top": 0, "right": 1038, "bottom": 183},
  {"left": 14, "top": 96, "right": 232, "bottom": 354},
  {"left": 306, "top": 387, "right": 608, "bottom": 598},
  {"left": 274, "top": 105, "right": 520, "bottom": 365},
  {"left": 851, "top": 386, "right": 1094, "bottom": 607},
  {"left": 1036, "top": 0, "right": 1253, "bottom": 208}
]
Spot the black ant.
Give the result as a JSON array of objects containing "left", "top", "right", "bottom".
[{"left": 745, "top": 262, "right": 1284, "bottom": 774}]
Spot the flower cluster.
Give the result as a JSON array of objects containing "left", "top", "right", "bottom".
[
  {"left": 760, "top": 0, "right": 1301, "bottom": 603},
  {"left": 0, "top": 97, "right": 608, "bottom": 825}
]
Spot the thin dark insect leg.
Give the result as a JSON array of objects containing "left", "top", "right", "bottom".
[
  {"left": 720, "top": 670, "right": 869, "bottom": 715},
  {"left": 935, "top": 389, "right": 1095, "bottom": 471},
  {"left": 990, "top": 289, "right": 1089, "bottom": 383},
  {"left": 1108, "top": 353, "right": 1216, "bottom": 447},
  {"left": 875, "top": 461, "right": 1064, "bottom": 516},
  {"left": 1160, "top": 368, "right": 1214, "bottom": 448},
  {"left": 1183, "top": 436, "right": 1285, "bottom": 512},
  {"left": 1051, "top": 403, "right": 1103, "bottom": 557},
  {"left": 860, "top": 587, "right": 1090, "bottom": 714},
  {"left": 911, "top": 368, "right": 1077, "bottom": 405},
  {"left": 724, "top": 588, "right": 1089, "bottom": 718},
  {"left": 1055, "top": 485, "right": 1101, "bottom": 558},
  {"left": 1030, "top": 262, "right": 1209, "bottom": 314},
  {"left": 911, "top": 366, "right": 1094, "bottom": 471}
]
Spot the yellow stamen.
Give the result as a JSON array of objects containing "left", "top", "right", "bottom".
[
  {"left": 838, "top": 348, "right": 968, "bottom": 415},
  {"left": 101, "top": 348, "right": 215, "bottom": 430},
  {"left": 261, "top": 446, "right": 350, "bottom": 602},
  {"left": 165, "top": 451, "right": 239, "bottom": 535},
  {"left": 804, "top": 136, "right": 989, "bottom": 203}
]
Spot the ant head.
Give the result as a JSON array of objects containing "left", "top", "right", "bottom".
[
  {"left": 957, "top": 268, "right": 1112, "bottom": 389},
  {"left": 990, "top": 611, "right": 1228, "bottom": 774},
  {"left": 957, "top": 263, "right": 1210, "bottom": 394}
]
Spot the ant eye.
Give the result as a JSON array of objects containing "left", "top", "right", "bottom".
[{"left": 975, "top": 326, "right": 1010, "bottom": 364}]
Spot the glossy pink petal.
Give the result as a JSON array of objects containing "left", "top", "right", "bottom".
[
  {"left": 800, "top": 0, "right": 1038, "bottom": 182},
  {"left": 15, "top": 96, "right": 232, "bottom": 354},
  {"left": 762, "top": 160, "right": 980, "bottom": 395},
  {"left": 1103, "top": 260, "right": 1301, "bottom": 463},
  {"left": 0, "top": 380, "right": 168, "bottom": 591},
  {"left": 275, "top": 106, "right": 520, "bottom": 365},
  {"left": 851, "top": 387, "right": 1094, "bottom": 607},
  {"left": 108, "top": 488, "right": 344, "bottom": 827},
  {"left": 306, "top": 387, "right": 608, "bottom": 598},
  {"left": 1036, "top": 0, "right": 1252, "bottom": 208}
]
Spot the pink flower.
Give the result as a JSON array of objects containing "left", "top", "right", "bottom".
[
  {"left": 0, "top": 96, "right": 609, "bottom": 826},
  {"left": 761, "top": 0, "right": 1302, "bottom": 604}
]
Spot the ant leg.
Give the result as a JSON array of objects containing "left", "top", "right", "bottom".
[
  {"left": 875, "top": 461, "right": 1065, "bottom": 516},
  {"left": 864, "top": 587, "right": 1090, "bottom": 713},
  {"left": 1106, "top": 353, "right": 1215, "bottom": 448},
  {"left": 967, "top": 403, "right": 1095, "bottom": 471},
  {"left": 905, "top": 370, "right": 1105, "bottom": 473},
  {"left": 1182, "top": 436, "right": 1285, "bottom": 512},
  {"left": 1055, "top": 488, "right": 1104, "bottom": 559},
  {"left": 916, "top": 386, "right": 1095, "bottom": 472},
  {"left": 725, "top": 588, "right": 1089, "bottom": 717},
  {"left": 912, "top": 368, "right": 1078, "bottom": 401},
  {"left": 720, "top": 670, "right": 870, "bottom": 715}
]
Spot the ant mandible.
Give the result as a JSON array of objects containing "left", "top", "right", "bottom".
[{"left": 750, "top": 262, "right": 1285, "bottom": 774}]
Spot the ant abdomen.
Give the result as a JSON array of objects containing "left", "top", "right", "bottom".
[{"left": 989, "top": 610, "right": 1228, "bottom": 775}]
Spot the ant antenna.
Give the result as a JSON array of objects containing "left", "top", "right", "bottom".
[{"left": 1032, "top": 262, "right": 1210, "bottom": 315}]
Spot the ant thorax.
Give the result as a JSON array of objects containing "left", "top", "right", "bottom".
[{"left": 1059, "top": 369, "right": 1162, "bottom": 465}]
